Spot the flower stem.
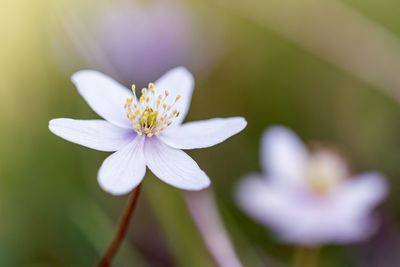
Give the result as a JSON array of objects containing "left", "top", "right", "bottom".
[
  {"left": 184, "top": 190, "right": 244, "bottom": 267},
  {"left": 97, "top": 183, "right": 142, "bottom": 267},
  {"left": 293, "top": 246, "right": 319, "bottom": 267}
]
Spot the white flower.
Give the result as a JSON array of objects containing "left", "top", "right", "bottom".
[
  {"left": 49, "top": 67, "right": 247, "bottom": 195},
  {"left": 236, "top": 126, "right": 387, "bottom": 245}
]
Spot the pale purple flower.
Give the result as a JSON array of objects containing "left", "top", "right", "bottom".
[
  {"left": 97, "top": 1, "right": 204, "bottom": 85},
  {"left": 49, "top": 67, "right": 246, "bottom": 195},
  {"left": 236, "top": 126, "right": 387, "bottom": 245},
  {"left": 62, "top": 1, "right": 222, "bottom": 86}
]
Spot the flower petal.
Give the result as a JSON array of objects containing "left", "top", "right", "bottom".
[
  {"left": 98, "top": 136, "right": 146, "bottom": 195},
  {"left": 335, "top": 172, "right": 387, "bottom": 215},
  {"left": 154, "top": 67, "right": 194, "bottom": 125},
  {"left": 274, "top": 199, "right": 378, "bottom": 245},
  {"left": 236, "top": 174, "right": 381, "bottom": 245},
  {"left": 72, "top": 70, "right": 133, "bottom": 128},
  {"left": 236, "top": 174, "right": 296, "bottom": 231},
  {"left": 159, "top": 117, "right": 247, "bottom": 150},
  {"left": 261, "top": 126, "right": 309, "bottom": 186},
  {"left": 144, "top": 138, "right": 210, "bottom": 190},
  {"left": 49, "top": 118, "right": 135, "bottom": 152}
]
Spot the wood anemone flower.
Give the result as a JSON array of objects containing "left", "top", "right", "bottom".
[
  {"left": 236, "top": 126, "right": 387, "bottom": 245},
  {"left": 49, "top": 67, "right": 247, "bottom": 195}
]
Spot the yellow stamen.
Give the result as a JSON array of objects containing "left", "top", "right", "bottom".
[
  {"left": 149, "top": 83, "right": 155, "bottom": 93},
  {"left": 124, "top": 83, "right": 182, "bottom": 137}
]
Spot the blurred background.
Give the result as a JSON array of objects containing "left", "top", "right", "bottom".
[{"left": 2, "top": 0, "right": 400, "bottom": 266}]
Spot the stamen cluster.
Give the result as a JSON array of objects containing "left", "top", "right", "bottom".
[{"left": 124, "top": 83, "right": 181, "bottom": 137}]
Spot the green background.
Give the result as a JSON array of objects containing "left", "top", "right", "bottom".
[{"left": 1, "top": 0, "right": 400, "bottom": 266}]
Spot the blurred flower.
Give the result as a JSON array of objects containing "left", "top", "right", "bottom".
[
  {"left": 49, "top": 67, "right": 246, "bottom": 195},
  {"left": 63, "top": 0, "right": 222, "bottom": 86},
  {"left": 236, "top": 126, "right": 387, "bottom": 245}
]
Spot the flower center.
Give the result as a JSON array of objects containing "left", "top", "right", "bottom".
[
  {"left": 125, "top": 83, "right": 181, "bottom": 137},
  {"left": 305, "top": 150, "right": 347, "bottom": 195}
]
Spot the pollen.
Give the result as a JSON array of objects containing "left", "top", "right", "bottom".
[{"left": 124, "top": 83, "right": 181, "bottom": 137}]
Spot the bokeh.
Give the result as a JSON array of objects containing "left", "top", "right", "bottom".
[{"left": 2, "top": 0, "right": 400, "bottom": 266}]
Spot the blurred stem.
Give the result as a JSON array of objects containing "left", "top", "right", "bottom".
[
  {"left": 184, "top": 190, "right": 244, "bottom": 267},
  {"left": 293, "top": 246, "right": 319, "bottom": 267},
  {"left": 97, "top": 183, "right": 142, "bottom": 267}
]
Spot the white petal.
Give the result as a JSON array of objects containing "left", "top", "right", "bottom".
[
  {"left": 154, "top": 67, "right": 194, "bottom": 125},
  {"left": 236, "top": 173, "right": 382, "bottom": 245},
  {"left": 335, "top": 172, "right": 387, "bottom": 216},
  {"left": 144, "top": 138, "right": 210, "bottom": 190},
  {"left": 261, "top": 126, "right": 309, "bottom": 186},
  {"left": 72, "top": 70, "right": 133, "bottom": 128},
  {"left": 236, "top": 175, "right": 293, "bottom": 229},
  {"left": 49, "top": 118, "right": 135, "bottom": 152},
  {"left": 236, "top": 175, "right": 313, "bottom": 238},
  {"left": 98, "top": 136, "right": 146, "bottom": 195},
  {"left": 159, "top": 117, "right": 247, "bottom": 150},
  {"left": 274, "top": 200, "right": 377, "bottom": 245}
]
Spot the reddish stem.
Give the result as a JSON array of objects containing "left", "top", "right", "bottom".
[{"left": 97, "top": 183, "right": 143, "bottom": 267}]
